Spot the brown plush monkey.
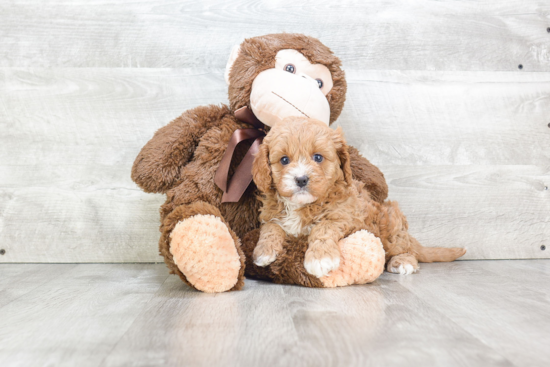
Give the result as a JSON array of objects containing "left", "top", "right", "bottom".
[{"left": 132, "top": 33, "right": 388, "bottom": 293}]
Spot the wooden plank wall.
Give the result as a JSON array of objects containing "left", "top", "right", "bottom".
[{"left": 0, "top": 0, "right": 549, "bottom": 262}]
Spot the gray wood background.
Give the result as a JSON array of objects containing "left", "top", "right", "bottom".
[{"left": 0, "top": 0, "right": 549, "bottom": 262}]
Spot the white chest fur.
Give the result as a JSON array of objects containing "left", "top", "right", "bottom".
[{"left": 272, "top": 197, "right": 312, "bottom": 237}]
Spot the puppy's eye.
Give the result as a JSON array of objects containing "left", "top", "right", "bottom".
[
  {"left": 280, "top": 156, "right": 290, "bottom": 165},
  {"left": 316, "top": 79, "right": 323, "bottom": 88},
  {"left": 313, "top": 154, "right": 324, "bottom": 163}
]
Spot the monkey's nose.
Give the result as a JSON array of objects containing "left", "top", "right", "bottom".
[{"left": 295, "top": 176, "right": 309, "bottom": 188}]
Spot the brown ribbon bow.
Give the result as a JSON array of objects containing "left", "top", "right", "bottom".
[{"left": 214, "top": 106, "right": 266, "bottom": 203}]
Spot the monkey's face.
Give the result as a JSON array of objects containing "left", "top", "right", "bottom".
[
  {"left": 249, "top": 49, "right": 333, "bottom": 127},
  {"left": 225, "top": 34, "right": 346, "bottom": 128}
]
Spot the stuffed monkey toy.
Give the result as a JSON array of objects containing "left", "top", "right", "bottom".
[{"left": 132, "top": 33, "right": 388, "bottom": 293}]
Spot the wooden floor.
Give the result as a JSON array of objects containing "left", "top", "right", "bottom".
[{"left": 1, "top": 261, "right": 549, "bottom": 367}]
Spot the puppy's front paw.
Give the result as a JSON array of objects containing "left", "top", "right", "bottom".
[
  {"left": 304, "top": 240, "right": 341, "bottom": 278},
  {"left": 253, "top": 240, "right": 281, "bottom": 267}
]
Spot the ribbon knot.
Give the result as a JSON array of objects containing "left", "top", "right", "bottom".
[{"left": 214, "top": 106, "right": 266, "bottom": 203}]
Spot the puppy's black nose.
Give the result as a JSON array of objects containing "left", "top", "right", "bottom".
[{"left": 295, "top": 176, "right": 309, "bottom": 188}]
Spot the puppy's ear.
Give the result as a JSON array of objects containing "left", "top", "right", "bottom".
[
  {"left": 252, "top": 142, "right": 272, "bottom": 193},
  {"left": 333, "top": 127, "right": 353, "bottom": 186}
]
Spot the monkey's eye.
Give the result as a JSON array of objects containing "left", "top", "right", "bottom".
[
  {"left": 313, "top": 154, "right": 324, "bottom": 163},
  {"left": 316, "top": 79, "right": 323, "bottom": 88},
  {"left": 284, "top": 64, "right": 296, "bottom": 74},
  {"left": 280, "top": 156, "right": 290, "bottom": 165}
]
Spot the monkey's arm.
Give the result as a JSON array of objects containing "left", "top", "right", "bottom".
[
  {"left": 348, "top": 146, "right": 388, "bottom": 203},
  {"left": 131, "top": 104, "right": 230, "bottom": 193}
]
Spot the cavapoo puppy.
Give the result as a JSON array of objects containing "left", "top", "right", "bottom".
[{"left": 252, "top": 117, "right": 466, "bottom": 277}]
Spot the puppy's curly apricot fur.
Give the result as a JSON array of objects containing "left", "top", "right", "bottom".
[{"left": 253, "top": 117, "right": 466, "bottom": 277}]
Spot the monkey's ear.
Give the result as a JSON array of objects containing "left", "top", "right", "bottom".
[
  {"left": 252, "top": 143, "right": 272, "bottom": 193},
  {"left": 333, "top": 127, "right": 353, "bottom": 186},
  {"left": 224, "top": 44, "right": 241, "bottom": 85}
]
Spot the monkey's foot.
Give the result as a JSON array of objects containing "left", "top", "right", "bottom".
[
  {"left": 320, "top": 230, "right": 385, "bottom": 287},
  {"left": 169, "top": 214, "right": 241, "bottom": 293}
]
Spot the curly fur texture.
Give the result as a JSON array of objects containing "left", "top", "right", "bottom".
[
  {"left": 252, "top": 117, "right": 466, "bottom": 278},
  {"left": 131, "top": 33, "right": 390, "bottom": 292}
]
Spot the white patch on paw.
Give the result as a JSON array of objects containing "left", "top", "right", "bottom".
[
  {"left": 254, "top": 254, "right": 277, "bottom": 267},
  {"left": 304, "top": 257, "right": 340, "bottom": 278},
  {"left": 390, "top": 264, "right": 417, "bottom": 275}
]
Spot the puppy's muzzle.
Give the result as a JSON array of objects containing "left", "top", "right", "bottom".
[{"left": 295, "top": 175, "right": 309, "bottom": 188}]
